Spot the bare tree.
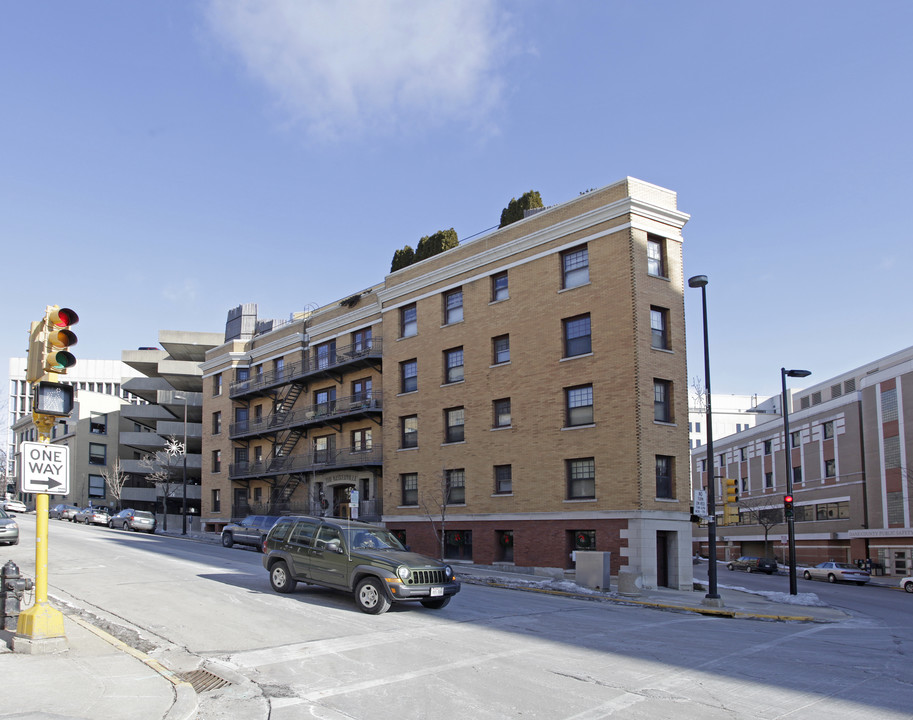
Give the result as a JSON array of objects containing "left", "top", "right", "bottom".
[
  {"left": 419, "top": 467, "right": 452, "bottom": 560},
  {"left": 738, "top": 495, "right": 784, "bottom": 559},
  {"left": 138, "top": 436, "right": 185, "bottom": 532},
  {"left": 101, "top": 458, "right": 129, "bottom": 510},
  {"left": 690, "top": 377, "right": 707, "bottom": 413}
]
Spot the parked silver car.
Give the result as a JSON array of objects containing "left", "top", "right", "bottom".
[
  {"left": 50, "top": 503, "right": 80, "bottom": 520},
  {"left": 73, "top": 506, "right": 113, "bottom": 526},
  {"left": 0, "top": 509, "right": 19, "bottom": 546},
  {"left": 108, "top": 509, "right": 157, "bottom": 533},
  {"left": 802, "top": 562, "right": 870, "bottom": 586}
]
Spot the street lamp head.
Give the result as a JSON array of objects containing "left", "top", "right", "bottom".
[
  {"left": 688, "top": 275, "right": 709, "bottom": 289},
  {"left": 784, "top": 369, "right": 812, "bottom": 379}
]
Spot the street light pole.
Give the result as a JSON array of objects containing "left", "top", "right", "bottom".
[
  {"left": 688, "top": 275, "right": 720, "bottom": 602},
  {"left": 781, "top": 367, "right": 811, "bottom": 595},
  {"left": 181, "top": 395, "right": 188, "bottom": 535}
]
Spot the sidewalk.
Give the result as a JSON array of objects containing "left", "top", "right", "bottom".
[{"left": 0, "top": 546, "right": 901, "bottom": 719}]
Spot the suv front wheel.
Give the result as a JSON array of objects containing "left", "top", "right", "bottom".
[
  {"left": 221, "top": 533, "right": 234, "bottom": 548},
  {"left": 355, "top": 577, "right": 391, "bottom": 615},
  {"left": 270, "top": 561, "right": 297, "bottom": 594}
]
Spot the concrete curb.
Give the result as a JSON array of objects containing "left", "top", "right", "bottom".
[{"left": 67, "top": 614, "right": 199, "bottom": 720}]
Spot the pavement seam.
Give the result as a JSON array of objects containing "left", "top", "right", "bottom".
[{"left": 470, "top": 579, "right": 832, "bottom": 623}]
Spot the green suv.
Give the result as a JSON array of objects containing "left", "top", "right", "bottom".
[{"left": 262, "top": 516, "right": 460, "bottom": 614}]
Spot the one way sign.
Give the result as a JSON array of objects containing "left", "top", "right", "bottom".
[{"left": 19, "top": 441, "right": 70, "bottom": 495}]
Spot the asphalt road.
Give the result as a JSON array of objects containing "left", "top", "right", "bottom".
[{"left": 6, "top": 514, "right": 913, "bottom": 719}]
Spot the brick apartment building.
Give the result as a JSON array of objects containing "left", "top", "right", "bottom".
[
  {"left": 691, "top": 345, "right": 913, "bottom": 579},
  {"left": 201, "top": 177, "right": 693, "bottom": 588}
]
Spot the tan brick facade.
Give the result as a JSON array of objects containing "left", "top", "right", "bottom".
[{"left": 200, "top": 178, "right": 693, "bottom": 588}]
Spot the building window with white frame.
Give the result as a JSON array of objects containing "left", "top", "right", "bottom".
[
  {"left": 647, "top": 234, "right": 667, "bottom": 277},
  {"left": 401, "top": 473, "right": 418, "bottom": 506},
  {"left": 444, "top": 347, "right": 464, "bottom": 384},
  {"left": 444, "top": 289, "right": 463, "bottom": 324},
  {"left": 561, "top": 245, "right": 589, "bottom": 289},
  {"left": 650, "top": 306, "right": 670, "bottom": 350},
  {"left": 446, "top": 469, "right": 465, "bottom": 504},
  {"left": 567, "top": 458, "right": 595, "bottom": 500},
  {"left": 401, "top": 304, "right": 417, "bottom": 338},
  {"left": 492, "top": 335, "right": 510, "bottom": 365},
  {"left": 493, "top": 398, "right": 511, "bottom": 428},
  {"left": 401, "top": 359, "right": 417, "bottom": 393},
  {"left": 445, "top": 407, "right": 465, "bottom": 443},
  {"left": 494, "top": 464, "right": 512, "bottom": 494},
  {"left": 401, "top": 415, "right": 418, "bottom": 449},
  {"left": 563, "top": 314, "right": 592, "bottom": 357},
  {"left": 491, "top": 272, "right": 509, "bottom": 302},
  {"left": 566, "top": 385, "right": 594, "bottom": 427}
]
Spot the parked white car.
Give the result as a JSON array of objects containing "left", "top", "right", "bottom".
[
  {"left": 900, "top": 576, "right": 913, "bottom": 593},
  {"left": 802, "top": 561, "right": 870, "bottom": 586},
  {"left": 1, "top": 499, "right": 27, "bottom": 513}
]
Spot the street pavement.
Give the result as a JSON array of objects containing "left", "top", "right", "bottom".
[{"left": 0, "top": 537, "right": 902, "bottom": 720}]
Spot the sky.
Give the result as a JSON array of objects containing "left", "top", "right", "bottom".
[{"left": 2, "top": 1, "right": 912, "bottom": 421}]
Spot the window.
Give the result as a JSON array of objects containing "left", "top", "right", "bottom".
[
  {"left": 254, "top": 446, "right": 263, "bottom": 464},
  {"left": 401, "top": 416, "right": 418, "bottom": 449},
  {"left": 314, "top": 435, "right": 335, "bottom": 464},
  {"left": 446, "top": 469, "right": 466, "bottom": 504},
  {"left": 567, "top": 458, "right": 595, "bottom": 499},
  {"left": 401, "top": 474, "right": 418, "bottom": 506},
  {"left": 234, "top": 447, "right": 248, "bottom": 466},
  {"left": 237, "top": 367, "right": 250, "bottom": 383},
  {"left": 647, "top": 234, "right": 667, "bottom": 277},
  {"left": 88, "top": 474, "right": 105, "bottom": 498},
  {"left": 212, "top": 489, "right": 221, "bottom": 513},
  {"left": 884, "top": 435, "right": 901, "bottom": 469},
  {"left": 353, "top": 327, "right": 373, "bottom": 353},
  {"left": 881, "top": 387, "right": 898, "bottom": 422},
  {"left": 654, "top": 380, "right": 672, "bottom": 423},
  {"left": 444, "top": 289, "right": 463, "bottom": 324},
  {"left": 316, "top": 340, "right": 336, "bottom": 370},
  {"left": 212, "top": 450, "right": 221, "bottom": 473},
  {"left": 401, "top": 359, "right": 417, "bottom": 393},
  {"left": 792, "top": 465, "right": 802, "bottom": 483},
  {"left": 254, "top": 487, "right": 262, "bottom": 504},
  {"left": 492, "top": 335, "right": 510, "bottom": 365},
  {"left": 763, "top": 439, "right": 772, "bottom": 455},
  {"left": 234, "top": 406, "right": 249, "bottom": 433},
  {"left": 493, "top": 398, "right": 511, "bottom": 428},
  {"left": 563, "top": 314, "right": 592, "bottom": 357},
  {"left": 401, "top": 304, "right": 417, "bottom": 338},
  {"left": 89, "top": 412, "right": 107, "bottom": 435},
  {"left": 566, "top": 385, "right": 594, "bottom": 426},
  {"left": 212, "top": 412, "right": 222, "bottom": 435},
  {"left": 444, "top": 347, "right": 464, "bottom": 383},
  {"left": 791, "top": 431, "right": 800, "bottom": 448},
  {"left": 275, "top": 357, "right": 285, "bottom": 381},
  {"left": 740, "top": 477, "right": 748, "bottom": 493},
  {"left": 650, "top": 306, "right": 670, "bottom": 350},
  {"left": 495, "top": 465, "right": 512, "bottom": 494},
  {"left": 89, "top": 443, "right": 106, "bottom": 465},
  {"left": 352, "top": 428, "right": 372, "bottom": 452},
  {"left": 740, "top": 447, "right": 747, "bottom": 461},
  {"left": 314, "top": 387, "right": 336, "bottom": 415},
  {"left": 562, "top": 245, "right": 589, "bottom": 289},
  {"left": 765, "top": 471, "right": 773, "bottom": 489},
  {"left": 352, "top": 378, "right": 372, "bottom": 403},
  {"left": 655, "top": 455, "right": 673, "bottom": 499},
  {"left": 445, "top": 407, "right": 465, "bottom": 443},
  {"left": 491, "top": 272, "right": 509, "bottom": 302},
  {"left": 825, "top": 458, "right": 836, "bottom": 478},
  {"left": 213, "top": 373, "right": 222, "bottom": 396},
  {"left": 823, "top": 421, "right": 834, "bottom": 439},
  {"left": 816, "top": 501, "right": 849, "bottom": 521}
]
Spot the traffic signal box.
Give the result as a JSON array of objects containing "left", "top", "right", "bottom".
[
  {"left": 722, "top": 478, "right": 739, "bottom": 525},
  {"left": 783, "top": 494, "right": 794, "bottom": 519},
  {"left": 26, "top": 306, "right": 79, "bottom": 383}
]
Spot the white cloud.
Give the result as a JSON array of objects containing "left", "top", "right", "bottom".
[{"left": 204, "top": 0, "right": 512, "bottom": 140}]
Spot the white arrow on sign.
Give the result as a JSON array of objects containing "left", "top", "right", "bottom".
[{"left": 19, "top": 441, "right": 70, "bottom": 495}]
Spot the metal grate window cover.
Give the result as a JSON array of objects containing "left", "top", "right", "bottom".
[
  {"left": 177, "top": 668, "right": 232, "bottom": 693},
  {"left": 406, "top": 569, "right": 446, "bottom": 585}
]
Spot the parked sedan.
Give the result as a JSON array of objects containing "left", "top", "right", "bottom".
[
  {"left": 0, "top": 509, "right": 19, "bottom": 546},
  {"left": 803, "top": 561, "right": 870, "bottom": 585},
  {"left": 1, "top": 499, "right": 27, "bottom": 513},
  {"left": 727, "top": 556, "right": 778, "bottom": 575},
  {"left": 50, "top": 503, "right": 80, "bottom": 520},
  {"left": 221, "top": 515, "right": 281, "bottom": 551},
  {"left": 900, "top": 576, "right": 913, "bottom": 593},
  {"left": 73, "top": 506, "right": 113, "bottom": 526},
  {"left": 108, "top": 509, "right": 157, "bottom": 533}
]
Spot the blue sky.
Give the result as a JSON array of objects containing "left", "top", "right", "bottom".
[{"left": 2, "top": 1, "right": 911, "bottom": 415}]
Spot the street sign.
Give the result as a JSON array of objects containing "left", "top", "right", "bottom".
[
  {"left": 693, "top": 489, "right": 708, "bottom": 518},
  {"left": 19, "top": 442, "right": 70, "bottom": 495}
]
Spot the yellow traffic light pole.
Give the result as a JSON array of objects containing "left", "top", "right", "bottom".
[{"left": 17, "top": 307, "right": 74, "bottom": 645}]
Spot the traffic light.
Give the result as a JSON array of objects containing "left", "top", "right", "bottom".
[
  {"left": 723, "top": 504, "right": 740, "bottom": 525},
  {"left": 34, "top": 380, "right": 74, "bottom": 416},
  {"left": 26, "top": 318, "right": 48, "bottom": 383},
  {"left": 783, "top": 494, "right": 794, "bottom": 518},
  {"left": 724, "top": 478, "right": 738, "bottom": 504},
  {"left": 44, "top": 306, "right": 78, "bottom": 374}
]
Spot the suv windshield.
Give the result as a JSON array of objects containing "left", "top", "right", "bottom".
[{"left": 344, "top": 527, "right": 405, "bottom": 551}]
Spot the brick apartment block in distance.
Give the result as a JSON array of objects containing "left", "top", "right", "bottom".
[{"left": 201, "top": 177, "right": 693, "bottom": 589}]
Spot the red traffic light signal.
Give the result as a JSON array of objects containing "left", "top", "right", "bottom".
[
  {"left": 44, "top": 306, "right": 78, "bottom": 374},
  {"left": 783, "top": 494, "right": 794, "bottom": 518}
]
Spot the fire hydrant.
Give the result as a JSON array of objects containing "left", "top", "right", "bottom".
[{"left": 1, "top": 561, "right": 34, "bottom": 631}]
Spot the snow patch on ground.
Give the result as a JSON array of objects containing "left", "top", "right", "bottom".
[{"left": 716, "top": 583, "right": 827, "bottom": 606}]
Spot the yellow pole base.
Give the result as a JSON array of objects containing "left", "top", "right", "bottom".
[{"left": 17, "top": 601, "right": 66, "bottom": 639}]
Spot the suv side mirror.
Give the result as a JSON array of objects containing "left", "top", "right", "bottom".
[{"left": 326, "top": 540, "right": 343, "bottom": 553}]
